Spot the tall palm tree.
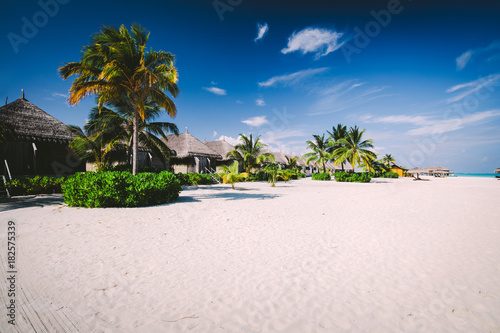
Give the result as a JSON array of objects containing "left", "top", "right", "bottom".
[
  {"left": 85, "top": 99, "right": 178, "bottom": 168},
  {"left": 226, "top": 134, "right": 274, "bottom": 174},
  {"left": 381, "top": 153, "right": 395, "bottom": 167},
  {"left": 59, "top": 23, "right": 179, "bottom": 175},
  {"left": 327, "top": 123, "right": 348, "bottom": 171},
  {"left": 303, "top": 134, "right": 332, "bottom": 173},
  {"left": 333, "top": 126, "right": 376, "bottom": 171},
  {"left": 67, "top": 125, "right": 126, "bottom": 172},
  {"left": 285, "top": 155, "right": 299, "bottom": 171}
]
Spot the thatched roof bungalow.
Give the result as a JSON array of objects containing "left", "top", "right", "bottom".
[
  {"left": 204, "top": 139, "right": 237, "bottom": 172},
  {"left": 0, "top": 95, "right": 84, "bottom": 178},
  {"left": 164, "top": 130, "right": 222, "bottom": 173},
  {"left": 495, "top": 168, "right": 500, "bottom": 174}
]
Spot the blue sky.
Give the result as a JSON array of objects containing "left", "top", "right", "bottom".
[{"left": 1, "top": 0, "right": 500, "bottom": 172}]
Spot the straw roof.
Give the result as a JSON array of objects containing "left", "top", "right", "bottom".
[
  {"left": 0, "top": 97, "right": 73, "bottom": 143},
  {"left": 427, "top": 166, "right": 449, "bottom": 171},
  {"left": 494, "top": 168, "right": 500, "bottom": 174},
  {"left": 204, "top": 139, "right": 235, "bottom": 161},
  {"left": 164, "top": 131, "right": 221, "bottom": 159},
  {"left": 408, "top": 167, "right": 428, "bottom": 173},
  {"left": 271, "top": 151, "right": 288, "bottom": 164}
]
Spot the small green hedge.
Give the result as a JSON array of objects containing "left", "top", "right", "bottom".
[
  {"left": 334, "top": 172, "right": 372, "bottom": 183},
  {"left": 7, "top": 176, "right": 64, "bottom": 196},
  {"left": 296, "top": 172, "right": 306, "bottom": 179},
  {"left": 381, "top": 172, "right": 399, "bottom": 178},
  {"left": 62, "top": 171, "right": 182, "bottom": 208},
  {"left": 312, "top": 173, "right": 331, "bottom": 181},
  {"left": 175, "top": 172, "right": 217, "bottom": 186}
]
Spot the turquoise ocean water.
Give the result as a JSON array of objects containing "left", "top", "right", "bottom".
[{"left": 454, "top": 173, "right": 499, "bottom": 178}]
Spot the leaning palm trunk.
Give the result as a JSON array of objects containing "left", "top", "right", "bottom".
[{"left": 132, "top": 102, "right": 139, "bottom": 175}]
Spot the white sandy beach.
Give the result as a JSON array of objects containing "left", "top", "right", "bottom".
[{"left": 1, "top": 176, "right": 499, "bottom": 332}]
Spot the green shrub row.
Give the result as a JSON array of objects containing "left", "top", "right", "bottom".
[
  {"left": 246, "top": 169, "right": 303, "bottom": 182},
  {"left": 312, "top": 173, "right": 331, "bottom": 181},
  {"left": 61, "top": 171, "right": 182, "bottom": 208},
  {"left": 381, "top": 172, "right": 399, "bottom": 178},
  {"left": 175, "top": 172, "right": 217, "bottom": 186},
  {"left": 334, "top": 172, "right": 372, "bottom": 183},
  {"left": 7, "top": 176, "right": 64, "bottom": 196}
]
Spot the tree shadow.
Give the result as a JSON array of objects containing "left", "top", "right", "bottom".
[{"left": 0, "top": 195, "right": 65, "bottom": 212}]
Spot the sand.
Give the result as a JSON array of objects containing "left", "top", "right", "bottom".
[{"left": 1, "top": 176, "right": 499, "bottom": 332}]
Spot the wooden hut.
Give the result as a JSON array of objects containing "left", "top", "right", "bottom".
[
  {"left": 390, "top": 163, "right": 408, "bottom": 177},
  {"left": 0, "top": 95, "right": 84, "bottom": 178},
  {"left": 164, "top": 130, "right": 221, "bottom": 173},
  {"left": 204, "top": 139, "right": 236, "bottom": 172}
]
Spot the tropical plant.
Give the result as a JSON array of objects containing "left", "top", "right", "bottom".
[
  {"left": 334, "top": 172, "right": 372, "bottom": 183},
  {"left": 278, "top": 169, "right": 296, "bottom": 183},
  {"left": 59, "top": 23, "right": 179, "bottom": 175},
  {"left": 285, "top": 155, "right": 301, "bottom": 172},
  {"left": 303, "top": 134, "right": 333, "bottom": 173},
  {"left": 226, "top": 134, "right": 275, "bottom": 174},
  {"left": 219, "top": 161, "right": 248, "bottom": 189},
  {"left": 333, "top": 126, "right": 376, "bottom": 171},
  {"left": 327, "top": 123, "right": 348, "bottom": 171},
  {"left": 264, "top": 162, "right": 281, "bottom": 187},
  {"left": 381, "top": 153, "right": 395, "bottom": 167},
  {"left": 67, "top": 125, "right": 126, "bottom": 172},
  {"left": 85, "top": 99, "right": 178, "bottom": 168}
]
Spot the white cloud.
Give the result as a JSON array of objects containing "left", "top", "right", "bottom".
[
  {"left": 456, "top": 51, "right": 473, "bottom": 71},
  {"left": 309, "top": 81, "right": 391, "bottom": 116},
  {"left": 242, "top": 115, "right": 269, "bottom": 127},
  {"left": 456, "top": 40, "right": 500, "bottom": 70},
  {"left": 218, "top": 135, "right": 242, "bottom": 146},
  {"left": 281, "top": 27, "right": 345, "bottom": 59},
  {"left": 258, "top": 67, "right": 328, "bottom": 88},
  {"left": 446, "top": 73, "right": 500, "bottom": 103},
  {"left": 255, "top": 98, "right": 266, "bottom": 106},
  {"left": 213, "top": 131, "right": 217, "bottom": 137},
  {"left": 361, "top": 110, "right": 500, "bottom": 136},
  {"left": 203, "top": 86, "right": 227, "bottom": 96},
  {"left": 52, "top": 92, "right": 67, "bottom": 98},
  {"left": 407, "top": 110, "right": 500, "bottom": 136},
  {"left": 254, "top": 22, "right": 269, "bottom": 42}
]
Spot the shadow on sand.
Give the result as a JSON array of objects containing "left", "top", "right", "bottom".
[
  {"left": 0, "top": 194, "right": 65, "bottom": 212},
  {"left": 181, "top": 185, "right": 279, "bottom": 201}
]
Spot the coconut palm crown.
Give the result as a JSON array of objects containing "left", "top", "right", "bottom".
[
  {"left": 303, "top": 134, "right": 333, "bottom": 173},
  {"left": 58, "top": 23, "right": 179, "bottom": 175},
  {"left": 333, "top": 126, "right": 376, "bottom": 171},
  {"left": 226, "top": 134, "right": 274, "bottom": 174}
]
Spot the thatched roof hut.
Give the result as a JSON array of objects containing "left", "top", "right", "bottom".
[
  {"left": 165, "top": 131, "right": 221, "bottom": 160},
  {"left": 271, "top": 151, "right": 288, "bottom": 165},
  {"left": 204, "top": 139, "right": 235, "bottom": 162},
  {"left": 494, "top": 168, "right": 500, "bottom": 174},
  {"left": 0, "top": 97, "right": 73, "bottom": 143}
]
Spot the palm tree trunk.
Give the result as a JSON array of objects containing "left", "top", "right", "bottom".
[{"left": 132, "top": 103, "right": 139, "bottom": 176}]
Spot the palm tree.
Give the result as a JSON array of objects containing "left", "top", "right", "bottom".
[
  {"left": 333, "top": 126, "right": 376, "bottom": 171},
  {"left": 264, "top": 162, "right": 281, "bottom": 187},
  {"left": 219, "top": 161, "right": 248, "bottom": 190},
  {"left": 67, "top": 125, "right": 126, "bottom": 172},
  {"left": 381, "top": 153, "right": 395, "bottom": 167},
  {"left": 226, "top": 134, "right": 274, "bottom": 174},
  {"left": 285, "top": 155, "right": 301, "bottom": 172},
  {"left": 85, "top": 99, "right": 178, "bottom": 168},
  {"left": 303, "top": 134, "right": 332, "bottom": 173},
  {"left": 327, "top": 123, "right": 348, "bottom": 171},
  {"left": 59, "top": 23, "right": 179, "bottom": 175}
]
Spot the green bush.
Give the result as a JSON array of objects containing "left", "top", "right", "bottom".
[
  {"left": 312, "top": 173, "right": 331, "bottom": 181},
  {"left": 106, "top": 164, "right": 165, "bottom": 173},
  {"left": 296, "top": 172, "right": 306, "bottom": 179},
  {"left": 381, "top": 172, "right": 399, "bottom": 178},
  {"left": 7, "top": 176, "right": 64, "bottom": 196},
  {"left": 334, "top": 172, "right": 372, "bottom": 183},
  {"left": 61, "top": 171, "right": 182, "bottom": 208},
  {"left": 246, "top": 170, "right": 268, "bottom": 182},
  {"left": 175, "top": 172, "right": 216, "bottom": 186}
]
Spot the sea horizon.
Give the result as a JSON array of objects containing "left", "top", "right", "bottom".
[{"left": 454, "top": 173, "right": 499, "bottom": 178}]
